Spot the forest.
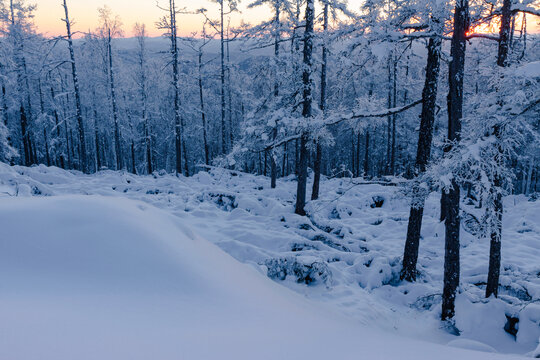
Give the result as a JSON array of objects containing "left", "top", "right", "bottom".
[{"left": 0, "top": 0, "right": 539, "bottom": 358}]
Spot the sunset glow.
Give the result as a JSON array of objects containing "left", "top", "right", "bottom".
[{"left": 34, "top": 0, "right": 366, "bottom": 37}]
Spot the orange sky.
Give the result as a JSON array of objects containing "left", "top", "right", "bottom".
[
  {"left": 34, "top": 0, "right": 540, "bottom": 38},
  {"left": 34, "top": 0, "right": 365, "bottom": 38}
]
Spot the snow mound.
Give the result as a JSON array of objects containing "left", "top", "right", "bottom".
[{"left": 0, "top": 195, "right": 523, "bottom": 360}]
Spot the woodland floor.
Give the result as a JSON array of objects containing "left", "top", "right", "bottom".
[{"left": 1, "top": 163, "right": 539, "bottom": 358}]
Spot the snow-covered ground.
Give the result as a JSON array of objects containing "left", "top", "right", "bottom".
[{"left": 1, "top": 163, "right": 539, "bottom": 358}]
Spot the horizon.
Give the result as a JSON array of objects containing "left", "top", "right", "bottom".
[{"left": 35, "top": 0, "right": 367, "bottom": 38}]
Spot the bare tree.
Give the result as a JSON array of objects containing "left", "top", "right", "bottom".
[
  {"left": 295, "top": 0, "right": 314, "bottom": 216},
  {"left": 134, "top": 23, "right": 153, "bottom": 174},
  {"left": 61, "top": 0, "right": 87, "bottom": 172}
]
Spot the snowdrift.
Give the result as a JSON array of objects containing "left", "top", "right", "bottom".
[{"left": 0, "top": 195, "right": 525, "bottom": 359}]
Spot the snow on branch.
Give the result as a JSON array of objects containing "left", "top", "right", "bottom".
[
  {"left": 466, "top": 33, "right": 500, "bottom": 41},
  {"left": 263, "top": 99, "right": 422, "bottom": 151},
  {"left": 324, "top": 99, "right": 423, "bottom": 126}
]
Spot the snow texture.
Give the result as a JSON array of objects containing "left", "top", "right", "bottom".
[{"left": 0, "top": 163, "right": 538, "bottom": 358}]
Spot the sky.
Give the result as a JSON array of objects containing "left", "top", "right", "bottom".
[{"left": 35, "top": 0, "right": 366, "bottom": 38}]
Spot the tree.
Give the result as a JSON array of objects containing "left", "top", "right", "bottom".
[
  {"left": 442, "top": 0, "right": 469, "bottom": 321},
  {"left": 134, "top": 23, "right": 153, "bottom": 174},
  {"left": 311, "top": 0, "right": 329, "bottom": 200},
  {"left": 246, "top": 0, "right": 293, "bottom": 187},
  {"left": 311, "top": 0, "right": 352, "bottom": 199},
  {"left": 61, "top": 0, "right": 88, "bottom": 173},
  {"left": 400, "top": 0, "right": 448, "bottom": 281},
  {"left": 97, "top": 6, "right": 123, "bottom": 170},
  {"left": 401, "top": 33, "right": 443, "bottom": 281},
  {"left": 295, "top": 0, "right": 314, "bottom": 216},
  {"left": 198, "top": 1, "right": 237, "bottom": 157},
  {"left": 1, "top": 0, "right": 36, "bottom": 166}
]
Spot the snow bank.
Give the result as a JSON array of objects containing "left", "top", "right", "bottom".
[{"left": 0, "top": 195, "right": 524, "bottom": 360}]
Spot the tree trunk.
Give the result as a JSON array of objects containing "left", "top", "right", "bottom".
[
  {"left": 226, "top": 23, "right": 234, "bottom": 151},
  {"left": 106, "top": 29, "right": 122, "bottom": 171},
  {"left": 282, "top": 141, "right": 288, "bottom": 177},
  {"left": 220, "top": 1, "right": 226, "bottom": 155},
  {"left": 131, "top": 139, "right": 137, "bottom": 175},
  {"left": 391, "top": 55, "right": 397, "bottom": 175},
  {"left": 486, "top": 0, "right": 512, "bottom": 298},
  {"left": 311, "top": 1, "right": 327, "bottom": 201},
  {"left": 44, "top": 128, "right": 51, "bottom": 166},
  {"left": 136, "top": 25, "right": 152, "bottom": 174},
  {"left": 356, "top": 132, "right": 361, "bottom": 177},
  {"left": 198, "top": 47, "right": 209, "bottom": 166},
  {"left": 20, "top": 105, "right": 30, "bottom": 166},
  {"left": 401, "top": 35, "right": 442, "bottom": 282},
  {"left": 50, "top": 86, "right": 65, "bottom": 169},
  {"left": 64, "top": 117, "right": 71, "bottom": 169},
  {"left": 62, "top": 0, "right": 87, "bottom": 173},
  {"left": 295, "top": 0, "right": 314, "bottom": 216},
  {"left": 270, "top": 5, "right": 280, "bottom": 189},
  {"left": 364, "top": 130, "right": 370, "bottom": 177},
  {"left": 442, "top": 0, "right": 469, "bottom": 321},
  {"left": 94, "top": 117, "right": 101, "bottom": 171},
  {"left": 170, "top": 0, "right": 183, "bottom": 175},
  {"left": 386, "top": 53, "right": 393, "bottom": 174},
  {"left": 1, "top": 81, "right": 12, "bottom": 162}
]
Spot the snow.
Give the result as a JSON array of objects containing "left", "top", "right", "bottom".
[
  {"left": 0, "top": 163, "right": 539, "bottom": 358},
  {"left": 514, "top": 61, "right": 540, "bottom": 78}
]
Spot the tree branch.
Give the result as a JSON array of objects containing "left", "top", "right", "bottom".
[
  {"left": 466, "top": 33, "right": 500, "bottom": 41},
  {"left": 263, "top": 100, "right": 423, "bottom": 151}
]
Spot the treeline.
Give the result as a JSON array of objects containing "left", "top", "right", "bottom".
[{"left": 0, "top": 0, "right": 539, "bottom": 323}]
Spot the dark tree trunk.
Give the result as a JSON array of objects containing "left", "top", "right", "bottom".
[
  {"left": 295, "top": 0, "right": 314, "bottom": 216},
  {"left": 64, "top": 111, "right": 71, "bottom": 169},
  {"left": 401, "top": 35, "right": 442, "bottom": 282},
  {"left": 198, "top": 48, "right": 209, "bottom": 166},
  {"left": 270, "top": 127, "right": 277, "bottom": 188},
  {"left": 106, "top": 29, "right": 121, "bottom": 171},
  {"left": 442, "top": 0, "right": 469, "bottom": 321},
  {"left": 486, "top": 0, "right": 512, "bottom": 298},
  {"left": 50, "top": 86, "right": 65, "bottom": 169},
  {"left": 226, "top": 24, "right": 234, "bottom": 151},
  {"left": 386, "top": 53, "right": 393, "bottom": 174},
  {"left": 295, "top": 138, "right": 299, "bottom": 176},
  {"left": 364, "top": 130, "right": 370, "bottom": 177},
  {"left": 390, "top": 57, "right": 397, "bottom": 175},
  {"left": 1, "top": 82, "right": 12, "bottom": 162},
  {"left": 220, "top": 1, "right": 226, "bottom": 155},
  {"left": 169, "top": 0, "right": 183, "bottom": 175},
  {"left": 351, "top": 131, "right": 355, "bottom": 175},
  {"left": 94, "top": 118, "right": 101, "bottom": 171},
  {"left": 20, "top": 105, "right": 30, "bottom": 166},
  {"left": 270, "top": 5, "right": 280, "bottom": 189},
  {"left": 44, "top": 128, "right": 51, "bottom": 166},
  {"left": 311, "top": 1, "right": 327, "bottom": 200},
  {"left": 264, "top": 150, "right": 268, "bottom": 176},
  {"left": 131, "top": 139, "right": 137, "bottom": 175},
  {"left": 311, "top": 143, "right": 321, "bottom": 200},
  {"left": 62, "top": 0, "right": 87, "bottom": 173},
  {"left": 282, "top": 141, "right": 288, "bottom": 177},
  {"left": 356, "top": 132, "right": 361, "bottom": 177}
]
